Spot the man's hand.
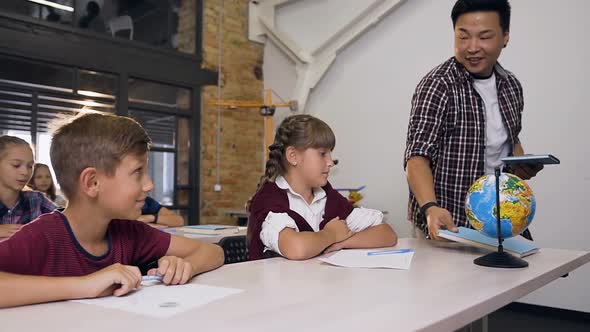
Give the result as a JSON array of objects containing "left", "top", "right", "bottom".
[
  {"left": 426, "top": 207, "right": 458, "bottom": 240},
  {"left": 509, "top": 163, "right": 544, "bottom": 180}
]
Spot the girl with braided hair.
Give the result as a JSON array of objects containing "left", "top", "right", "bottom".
[{"left": 247, "top": 114, "right": 397, "bottom": 260}]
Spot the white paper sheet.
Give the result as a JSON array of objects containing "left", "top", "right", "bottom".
[
  {"left": 72, "top": 284, "right": 243, "bottom": 318},
  {"left": 319, "top": 249, "right": 414, "bottom": 269}
]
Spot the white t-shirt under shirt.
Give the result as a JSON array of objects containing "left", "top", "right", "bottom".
[
  {"left": 259, "top": 176, "right": 383, "bottom": 256},
  {"left": 472, "top": 73, "right": 511, "bottom": 174}
]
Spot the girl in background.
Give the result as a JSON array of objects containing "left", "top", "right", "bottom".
[
  {"left": 247, "top": 115, "right": 397, "bottom": 260},
  {"left": 28, "top": 163, "right": 67, "bottom": 207},
  {"left": 0, "top": 136, "right": 57, "bottom": 238}
]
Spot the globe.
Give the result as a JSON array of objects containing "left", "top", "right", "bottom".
[{"left": 465, "top": 173, "right": 536, "bottom": 239}]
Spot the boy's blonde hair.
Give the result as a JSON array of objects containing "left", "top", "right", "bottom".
[{"left": 50, "top": 112, "right": 151, "bottom": 199}]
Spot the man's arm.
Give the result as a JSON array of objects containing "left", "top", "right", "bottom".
[
  {"left": 406, "top": 156, "right": 457, "bottom": 239},
  {"left": 513, "top": 143, "right": 525, "bottom": 156},
  {"left": 509, "top": 143, "right": 543, "bottom": 180},
  {"left": 406, "top": 156, "right": 437, "bottom": 207},
  {"left": 404, "top": 75, "right": 457, "bottom": 239}
]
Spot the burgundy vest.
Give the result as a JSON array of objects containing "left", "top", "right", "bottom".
[{"left": 247, "top": 181, "right": 354, "bottom": 260}]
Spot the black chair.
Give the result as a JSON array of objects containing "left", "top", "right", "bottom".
[{"left": 218, "top": 235, "right": 249, "bottom": 264}]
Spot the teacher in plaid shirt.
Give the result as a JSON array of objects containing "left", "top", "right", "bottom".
[{"left": 404, "top": 0, "right": 542, "bottom": 240}]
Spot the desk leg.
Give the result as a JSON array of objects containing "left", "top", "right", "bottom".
[{"left": 455, "top": 316, "right": 488, "bottom": 332}]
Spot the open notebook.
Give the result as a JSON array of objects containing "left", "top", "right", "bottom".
[{"left": 438, "top": 227, "right": 539, "bottom": 258}]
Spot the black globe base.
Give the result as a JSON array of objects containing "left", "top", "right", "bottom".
[{"left": 474, "top": 251, "right": 528, "bottom": 268}]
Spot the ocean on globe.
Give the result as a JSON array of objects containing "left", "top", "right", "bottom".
[{"left": 465, "top": 173, "right": 536, "bottom": 239}]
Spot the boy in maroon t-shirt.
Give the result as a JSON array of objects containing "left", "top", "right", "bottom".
[{"left": 0, "top": 113, "right": 224, "bottom": 308}]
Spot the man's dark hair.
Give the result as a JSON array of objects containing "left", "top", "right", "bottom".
[{"left": 451, "top": 0, "right": 511, "bottom": 33}]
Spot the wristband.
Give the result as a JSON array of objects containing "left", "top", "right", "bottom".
[{"left": 419, "top": 201, "right": 439, "bottom": 217}]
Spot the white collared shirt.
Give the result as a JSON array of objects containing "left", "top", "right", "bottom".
[{"left": 260, "top": 176, "right": 383, "bottom": 256}]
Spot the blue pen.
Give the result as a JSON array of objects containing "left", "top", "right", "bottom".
[
  {"left": 367, "top": 249, "right": 414, "bottom": 256},
  {"left": 142, "top": 275, "right": 164, "bottom": 282}
]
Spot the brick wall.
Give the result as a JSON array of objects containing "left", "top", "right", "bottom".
[{"left": 179, "top": 0, "right": 264, "bottom": 224}]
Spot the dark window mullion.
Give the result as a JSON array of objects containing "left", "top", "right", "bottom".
[
  {"left": 116, "top": 72, "right": 128, "bottom": 116},
  {"left": 73, "top": 67, "right": 79, "bottom": 94},
  {"left": 31, "top": 91, "right": 38, "bottom": 148},
  {"left": 174, "top": 116, "right": 179, "bottom": 206},
  {"left": 190, "top": 88, "right": 200, "bottom": 225}
]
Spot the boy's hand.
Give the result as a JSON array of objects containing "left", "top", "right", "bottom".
[
  {"left": 148, "top": 256, "right": 194, "bottom": 285},
  {"left": 0, "top": 224, "right": 22, "bottom": 238},
  {"left": 137, "top": 214, "right": 155, "bottom": 223},
  {"left": 83, "top": 263, "right": 142, "bottom": 298},
  {"left": 323, "top": 217, "right": 353, "bottom": 244}
]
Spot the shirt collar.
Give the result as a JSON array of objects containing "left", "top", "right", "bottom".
[{"left": 275, "top": 175, "right": 327, "bottom": 204}]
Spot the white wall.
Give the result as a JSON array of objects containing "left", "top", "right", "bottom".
[{"left": 263, "top": 0, "right": 590, "bottom": 312}]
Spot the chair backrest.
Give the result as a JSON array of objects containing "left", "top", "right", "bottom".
[
  {"left": 218, "top": 235, "right": 248, "bottom": 264},
  {"left": 107, "top": 15, "right": 134, "bottom": 40}
]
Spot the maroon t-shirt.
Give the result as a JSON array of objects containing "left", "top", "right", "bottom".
[
  {"left": 247, "top": 181, "right": 354, "bottom": 260},
  {"left": 0, "top": 211, "right": 171, "bottom": 276}
]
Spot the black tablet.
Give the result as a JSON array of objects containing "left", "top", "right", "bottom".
[{"left": 502, "top": 154, "right": 560, "bottom": 165}]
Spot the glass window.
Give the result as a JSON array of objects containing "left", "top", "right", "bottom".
[
  {"left": 177, "top": 189, "right": 190, "bottom": 206},
  {"left": 35, "top": 132, "right": 54, "bottom": 176},
  {"left": 1, "top": 0, "right": 196, "bottom": 55},
  {"left": 0, "top": 88, "right": 32, "bottom": 134},
  {"left": 128, "top": 109, "right": 176, "bottom": 149},
  {"left": 0, "top": 55, "right": 73, "bottom": 92},
  {"left": 148, "top": 151, "right": 175, "bottom": 206},
  {"left": 171, "top": 209, "right": 189, "bottom": 225},
  {"left": 0, "top": 0, "right": 74, "bottom": 26},
  {"left": 35, "top": 92, "right": 116, "bottom": 135},
  {"left": 0, "top": 54, "right": 194, "bottom": 222},
  {"left": 78, "top": 70, "right": 117, "bottom": 100},
  {"left": 128, "top": 78, "right": 190, "bottom": 111}
]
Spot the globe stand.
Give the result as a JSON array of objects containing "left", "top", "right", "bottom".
[{"left": 474, "top": 167, "right": 528, "bottom": 268}]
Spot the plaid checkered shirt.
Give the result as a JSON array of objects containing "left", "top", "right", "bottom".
[
  {"left": 404, "top": 57, "right": 523, "bottom": 234},
  {"left": 0, "top": 191, "right": 58, "bottom": 225}
]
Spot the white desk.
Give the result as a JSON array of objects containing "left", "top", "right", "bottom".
[
  {"left": 165, "top": 226, "right": 247, "bottom": 243},
  {"left": 2, "top": 238, "right": 589, "bottom": 332}
]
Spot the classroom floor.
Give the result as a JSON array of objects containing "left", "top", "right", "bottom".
[{"left": 488, "top": 305, "right": 590, "bottom": 332}]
